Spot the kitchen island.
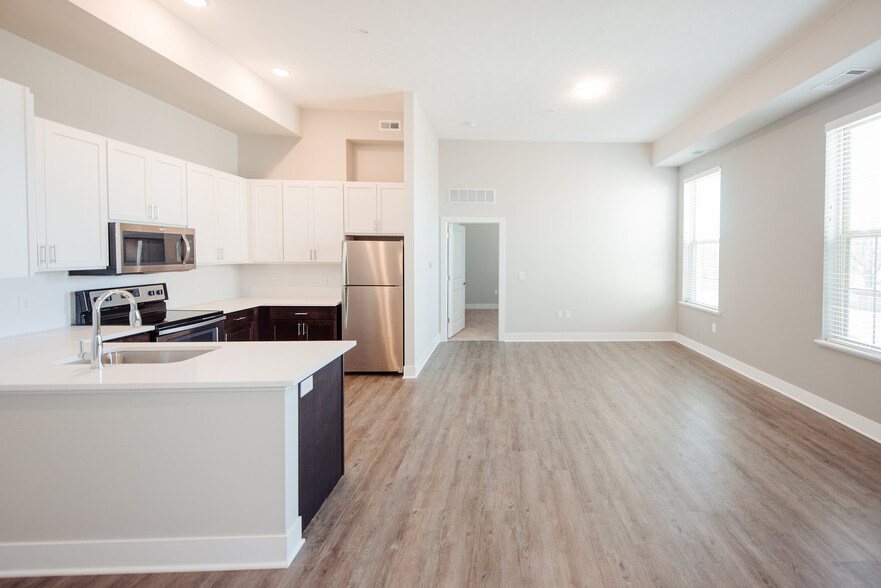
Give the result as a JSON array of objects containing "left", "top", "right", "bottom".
[{"left": 0, "top": 335, "right": 354, "bottom": 578}]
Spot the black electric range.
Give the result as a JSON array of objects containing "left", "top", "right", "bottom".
[{"left": 73, "top": 283, "right": 225, "bottom": 341}]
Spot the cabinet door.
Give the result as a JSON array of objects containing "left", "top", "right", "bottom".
[
  {"left": 312, "top": 182, "right": 343, "bottom": 262},
  {"left": 282, "top": 182, "right": 312, "bottom": 262},
  {"left": 186, "top": 163, "right": 217, "bottom": 264},
  {"left": 215, "top": 172, "right": 248, "bottom": 262},
  {"left": 0, "top": 78, "right": 34, "bottom": 278},
  {"left": 344, "top": 183, "right": 378, "bottom": 234},
  {"left": 250, "top": 180, "right": 284, "bottom": 262},
  {"left": 303, "top": 319, "right": 337, "bottom": 341},
  {"left": 377, "top": 183, "right": 404, "bottom": 234},
  {"left": 225, "top": 309, "right": 256, "bottom": 341},
  {"left": 151, "top": 153, "right": 187, "bottom": 226},
  {"left": 36, "top": 119, "right": 108, "bottom": 270},
  {"left": 107, "top": 139, "right": 150, "bottom": 223}
]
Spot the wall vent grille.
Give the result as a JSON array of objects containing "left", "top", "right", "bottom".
[
  {"left": 812, "top": 68, "right": 872, "bottom": 92},
  {"left": 449, "top": 188, "right": 496, "bottom": 204},
  {"left": 379, "top": 120, "right": 401, "bottom": 131}
]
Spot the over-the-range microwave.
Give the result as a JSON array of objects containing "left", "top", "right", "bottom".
[{"left": 70, "top": 222, "right": 196, "bottom": 276}]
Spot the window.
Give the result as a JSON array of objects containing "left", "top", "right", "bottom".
[
  {"left": 822, "top": 103, "right": 881, "bottom": 358},
  {"left": 682, "top": 168, "right": 721, "bottom": 311}
]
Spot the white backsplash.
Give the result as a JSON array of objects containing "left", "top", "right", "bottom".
[
  {"left": 239, "top": 264, "right": 342, "bottom": 299},
  {"left": 0, "top": 265, "right": 242, "bottom": 339}
]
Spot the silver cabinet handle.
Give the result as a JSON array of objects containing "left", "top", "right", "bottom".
[
  {"left": 49, "top": 244, "right": 57, "bottom": 264},
  {"left": 38, "top": 244, "right": 46, "bottom": 265},
  {"left": 294, "top": 312, "right": 308, "bottom": 316},
  {"left": 154, "top": 203, "right": 159, "bottom": 220}
]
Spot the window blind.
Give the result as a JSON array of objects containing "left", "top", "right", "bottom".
[
  {"left": 682, "top": 168, "right": 721, "bottom": 311},
  {"left": 822, "top": 103, "right": 881, "bottom": 356}
]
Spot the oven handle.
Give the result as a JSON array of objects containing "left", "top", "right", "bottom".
[{"left": 156, "top": 316, "right": 225, "bottom": 337}]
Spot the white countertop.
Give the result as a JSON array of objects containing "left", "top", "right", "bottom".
[
  {"left": 0, "top": 339, "right": 354, "bottom": 393},
  {"left": 176, "top": 297, "right": 341, "bottom": 314}
]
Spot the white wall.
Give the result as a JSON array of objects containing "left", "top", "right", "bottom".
[
  {"left": 238, "top": 264, "right": 342, "bottom": 299},
  {"left": 464, "top": 224, "right": 499, "bottom": 307},
  {"left": 440, "top": 140, "right": 677, "bottom": 339},
  {"left": 677, "top": 72, "right": 881, "bottom": 427},
  {"left": 406, "top": 94, "right": 441, "bottom": 376},
  {"left": 0, "top": 28, "right": 237, "bottom": 173}
]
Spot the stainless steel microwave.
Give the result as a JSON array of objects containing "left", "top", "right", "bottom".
[{"left": 71, "top": 223, "right": 196, "bottom": 275}]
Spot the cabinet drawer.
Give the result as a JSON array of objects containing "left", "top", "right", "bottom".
[
  {"left": 268, "top": 306, "right": 336, "bottom": 321},
  {"left": 225, "top": 308, "right": 257, "bottom": 341}
]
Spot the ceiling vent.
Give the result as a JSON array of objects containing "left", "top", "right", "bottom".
[
  {"left": 812, "top": 69, "right": 872, "bottom": 93},
  {"left": 379, "top": 120, "right": 401, "bottom": 131},
  {"left": 449, "top": 188, "right": 496, "bottom": 204}
]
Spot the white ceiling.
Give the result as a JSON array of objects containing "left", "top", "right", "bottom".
[{"left": 152, "top": 0, "right": 852, "bottom": 143}]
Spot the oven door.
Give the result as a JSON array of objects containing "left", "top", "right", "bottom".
[{"left": 156, "top": 317, "right": 226, "bottom": 343}]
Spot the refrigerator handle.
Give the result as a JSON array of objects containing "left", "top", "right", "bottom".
[
  {"left": 342, "top": 241, "right": 348, "bottom": 286},
  {"left": 343, "top": 286, "right": 348, "bottom": 330}
]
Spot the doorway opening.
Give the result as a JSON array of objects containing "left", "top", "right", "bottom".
[{"left": 441, "top": 217, "right": 505, "bottom": 341}]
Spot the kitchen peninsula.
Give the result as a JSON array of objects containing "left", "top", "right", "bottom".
[{"left": 0, "top": 332, "right": 354, "bottom": 578}]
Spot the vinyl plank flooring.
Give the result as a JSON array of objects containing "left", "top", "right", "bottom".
[{"left": 3, "top": 341, "right": 881, "bottom": 587}]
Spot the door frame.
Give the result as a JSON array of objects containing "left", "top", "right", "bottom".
[{"left": 440, "top": 216, "right": 506, "bottom": 341}]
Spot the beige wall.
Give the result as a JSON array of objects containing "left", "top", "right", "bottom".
[
  {"left": 677, "top": 72, "right": 881, "bottom": 426},
  {"left": 440, "top": 140, "right": 678, "bottom": 339},
  {"left": 238, "top": 109, "right": 403, "bottom": 180}
]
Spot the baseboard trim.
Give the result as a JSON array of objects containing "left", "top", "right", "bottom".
[
  {"left": 674, "top": 334, "right": 881, "bottom": 445},
  {"left": 0, "top": 527, "right": 303, "bottom": 578},
  {"left": 405, "top": 334, "right": 441, "bottom": 379},
  {"left": 502, "top": 332, "right": 675, "bottom": 342},
  {"left": 464, "top": 303, "right": 499, "bottom": 310}
]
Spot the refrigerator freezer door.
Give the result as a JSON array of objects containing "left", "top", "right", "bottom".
[
  {"left": 343, "top": 240, "right": 403, "bottom": 286},
  {"left": 342, "top": 285, "right": 404, "bottom": 372}
]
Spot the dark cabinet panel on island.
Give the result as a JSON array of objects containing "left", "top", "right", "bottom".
[
  {"left": 298, "top": 355, "right": 344, "bottom": 529},
  {"left": 106, "top": 331, "right": 152, "bottom": 343}
]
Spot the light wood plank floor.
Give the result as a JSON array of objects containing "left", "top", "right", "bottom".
[{"left": 4, "top": 342, "right": 881, "bottom": 587}]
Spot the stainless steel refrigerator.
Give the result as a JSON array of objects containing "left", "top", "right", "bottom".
[{"left": 342, "top": 240, "right": 404, "bottom": 373}]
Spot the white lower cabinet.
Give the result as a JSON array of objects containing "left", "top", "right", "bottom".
[
  {"left": 344, "top": 181, "right": 404, "bottom": 235},
  {"left": 0, "top": 78, "right": 35, "bottom": 278},
  {"left": 186, "top": 163, "right": 248, "bottom": 265},
  {"left": 34, "top": 118, "right": 108, "bottom": 271}
]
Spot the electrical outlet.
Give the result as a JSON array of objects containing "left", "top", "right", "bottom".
[
  {"left": 556, "top": 310, "right": 563, "bottom": 319},
  {"left": 17, "top": 296, "right": 28, "bottom": 314},
  {"left": 565, "top": 310, "right": 571, "bottom": 319},
  {"left": 711, "top": 322, "right": 717, "bottom": 333},
  {"left": 494, "top": 289, "right": 499, "bottom": 295},
  {"left": 519, "top": 272, "right": 526, "bottom": 280}
]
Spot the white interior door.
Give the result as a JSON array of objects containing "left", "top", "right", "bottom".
[{"left": 447, "top": 223, "right": 466, "bottom": 338}]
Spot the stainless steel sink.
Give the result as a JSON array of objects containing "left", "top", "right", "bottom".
[{"left": 63, "top": 348, "right": 215, "bottom": 365}]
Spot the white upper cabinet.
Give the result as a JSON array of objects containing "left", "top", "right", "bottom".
[
  {"left": 186, "top": 164, "right": 248, "bottom": 265},
  {"left": 344, "top": 181, "right": 404, "bottom": 235},
  {"left": 34, "top": 118, "right": 108, "bottom": 271},
  {"left": 186, "top": 163, "right": 217, "bottom": 265},
  {"left": 215, "top": 172, "right": 248, "bottom": 263},
  {"left": 282, "top": 181, "right": 343, "bottom": 263},
  {"left": 0, "top": 78, "right": 35, "bottom": 279},
  {"left": 311, "top": 182, "right": 344, "bottom": 261},
  {"left": 108, "top": 140, "right": 187, "bottom": 226},
  {"left": 250, "top": 180, "right": 284, "bottom": 263},
  {"left": 377, "top": 183, "right": 405, "bottom": 234}
]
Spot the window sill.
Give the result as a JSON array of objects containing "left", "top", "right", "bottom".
[
  {"left": 815, "top": 339, "right": 881, "bottom": 365},
  {"left": 678, "top": 301, "right": 720, "bottom": 316}
]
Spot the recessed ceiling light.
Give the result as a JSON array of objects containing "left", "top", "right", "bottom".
[
  {"left": 271, "top": 67, "right": 291, "bottom": 77},
  {"left": 574, "top": 80, "right": 607, "bottom": 100},
  {"left": 463, "top": 121, "right": 477, "bottom": 128},
  {"left": 184, "top": 0, "right": 207, "bottom": 7}
]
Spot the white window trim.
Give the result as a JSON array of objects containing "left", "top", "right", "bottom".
[
  {"left": 681, "top": 166, "right": 721, "bottom": 311},
  {"left": 820, "top": 100, "right": 881, "bottom": 362},
  {"left": 678, "top": 301, "right": 721, "bottom": 316}
]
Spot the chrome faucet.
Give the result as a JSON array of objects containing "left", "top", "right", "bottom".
[{"left": 89, "top": 289, "right": 142, "bottom": 369}]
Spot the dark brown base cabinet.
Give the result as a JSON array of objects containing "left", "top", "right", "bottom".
[
  {"left": 298, "top": 355, "right": 344, "bottom": 529},
  {"left": 224, "top": 308, "right": 258, "bottom": 341},
  {"left": 106, "top": 331, "right": 152, "bottom": 343},
  {"left": 263, "top": 306, "right": 341, "bottom": 342}
]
